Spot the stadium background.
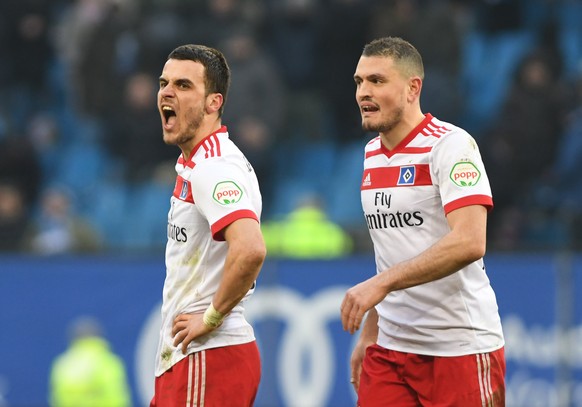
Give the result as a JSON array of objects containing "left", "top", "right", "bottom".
[{"left": 1, "top": 0, "right": 582, "bottom": 406}]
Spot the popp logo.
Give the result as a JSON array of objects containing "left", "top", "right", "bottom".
[
  {"left": 213, "top": 181, "right": 243, "bottom": 205},
  {"left": 449, "top": 162, "right": 481, "bottom": 187}
]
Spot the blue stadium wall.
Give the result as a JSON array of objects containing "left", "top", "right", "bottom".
[{"left": 1, "top": 254, "right": 581, "bottom": 407}]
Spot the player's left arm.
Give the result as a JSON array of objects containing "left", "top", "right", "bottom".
[
  {"left": 341, "top": 204, "right": 487, "bottom": 334},
  {"left": 173, "top": 217, "right": 266, "bottom": 353},
  {"left": 212, "top": 217, "right": 267, "bottom": 313}
]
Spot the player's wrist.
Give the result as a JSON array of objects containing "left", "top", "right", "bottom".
[{"left": 203, "top": 303, "right": 225, "bottom": 328}]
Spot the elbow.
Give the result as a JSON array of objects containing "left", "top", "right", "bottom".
[
  {"left": 241, "top": 242, "right": 267, "bottom": 276},
  {"left": 249, "top": 244, "right": 267, "bottom": 269},
  {"left": 461, "top": 237, "right": 486, "bottom": 264}
]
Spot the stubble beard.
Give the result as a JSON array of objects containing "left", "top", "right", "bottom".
[
  {"left": 362, "top": 107, "right": 403, "bottom": 134},
  {"left": 164, "top": 105, "right": 205, "bottom": 146}
]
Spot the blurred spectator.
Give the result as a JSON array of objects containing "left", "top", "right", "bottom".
[
  {"left": 220, "top": 26, "right": 286, "bottom": 217},
  {"left": 0, "top": 183, "right": 30, "bottom": 252},
  {"left": 0, "top": 0, "right": 54, "bottom": 129},
  {"left": 555, "top": 73, "right": 582, "bottom": 194},
  {"left": 133, "top": 0, "right": 260, "bottom": 76},
  {"left": 473, "top": 0, "right": 523, "bottom": 34},
  {"left": 0, "top": 134, "right": 42, "bottom": 208},
  {"left": 482, "top": 50, "right": 570, "bottom": 249},
  {"left": 544, "top": 71, "right": 582, "bottom": 247},
  {"left": 368, "top": 0, "right": 465, "bottom": 123},
  {"left": 105, "top": 71, "right": 175, "bottom": 183},
  {"left": 26, "top": 112, "right": 63, "bottom": 185},
  {"left": 316, "top": 0, "right": 371, "bottom": 144},
  {"left": 54, "top": 0, "right": 127, "bottom": 119},
  {"left": 197, "top": 0, "right": 258, "bottom": 47},
  {"left": 262, "top": 195, "right": 353, "bottom": 258},
  {"left": 535, "top": 19, "right": 565, "bottom": 84},
  {"left": 263, "top": 0, "right": 326, "bottom": 142},
  {"left": 369, "top": 0, "right": 463, "bottom": 73},
  {"left": 0, "top": 130, "right": 41, "bottom": 252},
  {"left": 131, "top": 0, "right": 201, "bottom": 76},
  {"left": 28, "top": 185, "right": 102, "bottom": 255},
  {"left": 49, "top": 316, "right": 132, "bottom": 407}
]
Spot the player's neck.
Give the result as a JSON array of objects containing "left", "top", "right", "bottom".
[
  {"left": 380, "top": 111, "right": 426, "bottom": 150},
  {"left": 179, "top": 117, "right": 222, "bottom": 161}
]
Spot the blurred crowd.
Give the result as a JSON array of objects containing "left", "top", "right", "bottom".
[{"left": 1, "top": 0, "right": 582, "bottom": 255}]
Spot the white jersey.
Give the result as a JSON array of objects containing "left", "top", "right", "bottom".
[
  {"left": 155, "top": 126, "right": 262, "bottom": 376},
  {"left": 361, "top": 114, "right": 504, "bottom": 356}
]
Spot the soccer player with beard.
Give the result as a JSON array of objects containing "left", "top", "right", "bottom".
[
  {"left": 340, "top": 37, "right": 506, "bottom": 406},
  {"left": 151, "top": 44, "right": 266, "bottom": 406}
]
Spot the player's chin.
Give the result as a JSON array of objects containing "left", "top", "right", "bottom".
[
  {"left": 361, "top": 120, "right": 379, "bottom": 133},
  {"left": 162, "top": 132, "right": 180, "bottom": 146}
]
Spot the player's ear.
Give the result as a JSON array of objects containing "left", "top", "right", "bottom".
[
  {"left": 407, "top": 77, "right": 422, "bottom": 103},
  {"left": 206, "top": 93, "right": 223, "bottom": 114}
]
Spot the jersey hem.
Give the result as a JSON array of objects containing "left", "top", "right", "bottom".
[
  {"left": 376, "top": 340, "right": 505, "bottom": 358},
  {"left": 154, "top": 337, "right": 256, "bottom": 377}
]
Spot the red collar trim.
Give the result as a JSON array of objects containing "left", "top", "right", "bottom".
[
  {"left": 380, "top": 114, "right": 433, "bottom": 156},
  {"left": 181, "top": 125, "right": 228, "bottom": 165}
]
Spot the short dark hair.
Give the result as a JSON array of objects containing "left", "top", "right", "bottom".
[
  {"left": 362, "top": 37, "right": 424, "bottom": 79},
  {"left": 168, "top": 44, "right": 230, "bottom": 116}
]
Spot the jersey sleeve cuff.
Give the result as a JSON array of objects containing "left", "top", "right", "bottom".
[
  {"left": 211, "top": 209, "right": 259, "bottom": 241},
  {"left": 444, "top": 195, "right": 493, "bottom": 215}
]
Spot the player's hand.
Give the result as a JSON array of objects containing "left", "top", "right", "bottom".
[
  {"left": 172, "top": 313, "right": 214, "bottom": 354},
  {"left": 341, "top": 276, "right": 386, "bottom": 334}
]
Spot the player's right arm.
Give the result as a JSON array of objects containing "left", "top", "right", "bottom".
[{"left": 341, "top": 204, "right": 487, "bottom": 334}]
